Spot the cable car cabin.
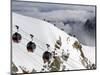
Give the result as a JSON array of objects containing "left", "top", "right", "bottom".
[
  {"left": 12, "top": 32, "right": 22, "bottom": 43},
  {"left": 42, "top": 51, "right": 52, "bottom": 63},
  {"left": 26, "top": 41, "right": 36, "bottom": 52}
]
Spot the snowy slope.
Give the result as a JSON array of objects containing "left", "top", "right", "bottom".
[{"left": 12, "top": 12, "right": 95, "bottom": 73}]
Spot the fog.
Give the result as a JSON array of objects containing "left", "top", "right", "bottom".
[{"left": 12, "top": 0, "right": 96, "bottom": 46}]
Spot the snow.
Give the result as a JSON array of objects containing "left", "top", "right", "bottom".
[{"left": 12, "top": 12, "right": 95, "bottom": 73}]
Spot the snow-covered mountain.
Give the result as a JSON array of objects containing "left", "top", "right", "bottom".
[{"left": 12, "top": 12, "right": 95, "bottom": 74}]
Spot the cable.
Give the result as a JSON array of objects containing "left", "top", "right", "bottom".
[
  {"left": 14, "top": 47, "right": 35, "bottom": 68},
  {"left": 12, "top": 25, "right": 87, "bottom": 70},
  {"left": 21, "top": 38, "right": 46, "bottom": 51},
  {"left": 14, "top": 45, "right": 42, "bottom": 66},
  {"left": 20, "top": 36, "right": 80, "bottom": 69},
  {"left": 20, "top": 41, "right": 76, "bottom": 68},
  {"left": 18, "top": 28, "right": 47, "bottom": 45},
  {"left": 13, "top": 44, "right": 45, "bottom": 73},
  {"left": 14, "top": 39, "right": 84, "bottom": 69},
  {"left": 19, "top": 42, "right": 43, "bottom": 63},
  {"left": 13, "top": 42, "right": 84, "bottom": 71},
  {"left": 13, "top": 29, "right": 46, "bottom": 45}
]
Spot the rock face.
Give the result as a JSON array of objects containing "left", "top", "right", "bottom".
[
  {"left": 12, "top": 62, "right": 18, "bottom": 74},
  {"left": 50, "top": 57, "right": 61, "bottom": 71}
]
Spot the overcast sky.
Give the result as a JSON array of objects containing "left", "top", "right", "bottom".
[
  {"left": 12, "top": 0, "right": 95, "bottom": 22},
  {"left": 12, "top": 0, "right": 96, "bottom": 46}
]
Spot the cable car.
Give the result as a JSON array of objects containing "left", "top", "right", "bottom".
[
  {"left": 42, "top": 51, "right": 52, "bottom": 63},
  {"left": 12, "top": 32, "right": 22, "bottom": 43},
  {"left": 12, "top": 25, "right": 22, "bottom": 43},
  {"left": 27, "top": 41, "right": 36, "bottom": 52},
  {"left": 26, "top": 34, "right": 36, "bottom": 52}
]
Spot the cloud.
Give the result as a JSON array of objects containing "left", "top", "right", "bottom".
[
  {"left": 12, "top": 0, "right": 96, "bottom": 46},
  {"left": 39, "top": 10, "right": 95, "bottom": 22},
  {"left": 12, "top": 0, "right": 95, "bottom": 23}
]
